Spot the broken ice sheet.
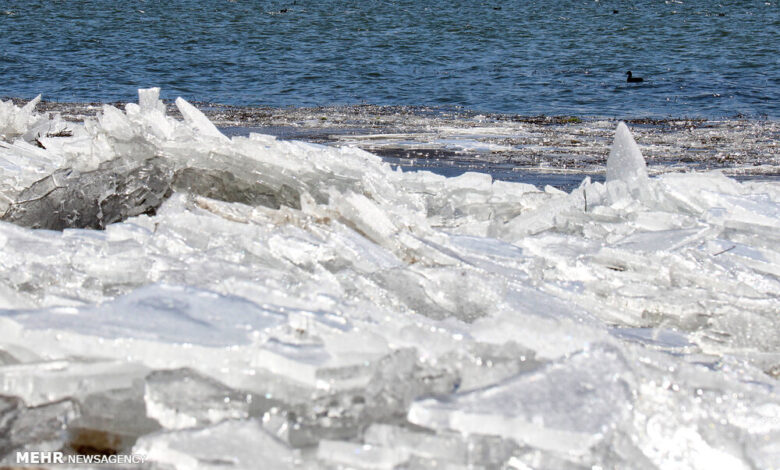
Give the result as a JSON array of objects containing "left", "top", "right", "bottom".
[
  {"left": 408, "top": 345, "right": 634, "bottom": 456},
  {"left": 134, "top": 419, "right": 298, "bottom": 469},
  {"left": 316, "top": 439, "right": 409, "bottom": 469},
  {"left": 253, "top": 348, "right": 458, "bottom": 448},
  {"left": 67, "top": 380, "right": 160, "bottom": 456},
  {"left": 0, "top": 95, "right": 42, "bottom": 142},
  {"left": 435, "top": 341, "right": 541, "bottom": 393},
  {"left": 0, "top": 397, "right": 79, "bottom": 459},
  {"left": 362, "top": 423, "right": 469, "bottom": 464},
  {"left": 1, "top": 156, "right": 173, "bottom": 230},
  {"left": 0, "top": 284, "right": 287, "bottom": 348},
  {"left": 144, "top": 368, "right": 250, "bottom": 430},
  {"left": 0, "top": 92, "right": 778, "bottom": 468},
  {"left": 317, "top": 423, "right": 523, "bottom": 468},
  {"left": 622, "top": 346, "right": 780, "bottom": 470},
  {"left": 0, "top": 358, "right": 158, "bottom": 456},
  {"left": 606, "top": 121, "right": 651, "bottom": 203},
  {"left": 0, "top": 359, "right": 148, "bottom": 407}
]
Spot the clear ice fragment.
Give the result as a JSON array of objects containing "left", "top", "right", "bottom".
[
  {"left": 1, "top": 157, "right": 173, "bottom": 230},
  {"left": 138, "top": 87, "right": 166, "bottom": 114},
  {"left": 408, "top": 345, "right": 633, "bottom": 455},
  {"left": 0, "top": 398, "right": 79, "bottom": 460},
  {"left": 0, "top": 95, "right": 41, "bottom": 142},
  {"left": 134, "top": 419, "right": 297, "bottom": 469},
  {"left": 0, "top": 359, "right": 149, "bottom": 407},
  {"left": 0, "top": 89, "right": 777, "bottom": 468},
  {"left": 606, "top": 122, "right": 651, "bottom": 202},
  {"left": 175, "top": 97, "right": 228, "bottom": 142},
  {"left": 144, "top": 368, "right": 250, "bottom": 430},
  {"left": 68, "top": 380, "right": 160, "bottom": 455}
]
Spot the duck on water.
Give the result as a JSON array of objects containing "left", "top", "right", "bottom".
[{"left": 626, "top": 71, "right": 644, "bottom": 83}]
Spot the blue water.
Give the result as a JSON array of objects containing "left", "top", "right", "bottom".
[{"left": 1, "top": 0, "right": 779, "bottom": 118}]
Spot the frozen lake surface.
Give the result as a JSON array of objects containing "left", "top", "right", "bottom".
[{"left": 0, "top": 91, "right": 779, "bottom": 468}]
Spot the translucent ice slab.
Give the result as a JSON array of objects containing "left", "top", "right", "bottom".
[
  {"left": 408, "top": 345, "right": 633, "bottom": 455},
  {"left": 0, "top": 91, "right": 777, "bottom": 468},
  {"left": 134, "top": 420, "right": 297, "bottom": 469}
]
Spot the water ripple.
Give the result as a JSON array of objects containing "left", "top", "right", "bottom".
[{"left": 0, "top": 0, "right": 778, "bottom": 118}]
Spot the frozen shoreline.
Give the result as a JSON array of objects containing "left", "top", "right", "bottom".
[
  {"left": 10, "top": 98, "right": 780, "bottom": 190},
  {"left": 0, "top": 91, "right": 778, "bottom": 468}
]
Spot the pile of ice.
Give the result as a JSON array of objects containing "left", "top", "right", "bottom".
[{"left": 0, "top": 89, "right": 778, "bottom": 469}]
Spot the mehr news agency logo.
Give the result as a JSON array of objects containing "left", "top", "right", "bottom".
[{"left": 16, "top": 451, "right": 146, "bottom": 465}]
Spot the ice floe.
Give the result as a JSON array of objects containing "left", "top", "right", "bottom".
[{"left": 0, "top": 89, "right": 778, "bottom": 468}]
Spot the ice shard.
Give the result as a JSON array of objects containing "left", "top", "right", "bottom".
[
  {"left": 0, "top": 398, "right": 79, "bottom": 458},
  {"left": 172, "top": 167, "right": 301, "bottom": 210},
  {"left": 138, "top": 87, "right": 166, "bottom": 114},
  {"left": 606, "top": 121, "right": 652, "bottom": 202},
  {"left": 0, "top": 90, "right": 777, "bottom": 468},
  {"left": 134, "top": 420, "right": 297, "bottom": 468},
  {"left": 1, "top": 157, "right": 173, "bottom": 230},
  {"left": 0, "top": 359, "right": 149, "bottom": 407},
  {"left": 0, "top": 95, "right": 41, "bottom": 142},
  {"left": 408, "top": 345, "right": 634, "bottom": 455},
  {"left": 175, "top": 97, "right": 228, "bottom": 142},
  {"left": 144, "top": 368, "right": 250, "bottom": 430},
  {"left": 67, "top": 380, "right": 160, "bottom": 456}
]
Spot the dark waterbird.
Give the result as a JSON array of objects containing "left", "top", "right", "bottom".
[{"left": 626, "top": 71, "right": 644, "bottom": 83}]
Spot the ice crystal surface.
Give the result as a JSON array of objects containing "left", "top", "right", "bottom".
[{"left": 0, "top": 89, "right": 778, "bottom": 469}]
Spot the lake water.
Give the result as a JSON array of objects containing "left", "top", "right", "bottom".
[
  {"left": 2, "top": 3, "right": 780, "bottom": 467},
  {"left": 1, "top": 0, "right": 779, "bottom": 118}
]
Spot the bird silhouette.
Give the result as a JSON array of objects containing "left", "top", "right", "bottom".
[{"left": 626, "top": 71, "right": 644, "bottom": 83}]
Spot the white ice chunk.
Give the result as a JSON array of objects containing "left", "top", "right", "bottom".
[
  {"left": 408, "top": 345, "right": 633, "bottom": 455},
  {"left": 144, "top": 369, "right": 250, "bottom": 430},
  {"left": 329, "top": 191, "right": 399, "bottom": 245},
  {"left": 19, "top": 95, "right": 41, "bottom": 116},
  {"left": 138, "top": 87, "right": 166, "bottom": 114},
  {"left": 0, "top": 398, "right": 79, "bottom": 458},
  {"left": 2, "top": 284, "right": 287, "bottom": 347},
  {"left": 134, "top": 420, "right": 297, "bottom": 469},
  {"left": 612, "top": 226, "right": 712, "bottom": 252},
  {"left": 0, "top": 95, "right": 41, "bottom": 142},
  {"left": 0, "top": 359, "right": 149, "bottom": 407},
  {"left": 469, "top": 286, "right": 608, "bottom": 359},
  {"left": 97, "top": 105, "right": 137, "bottom": 142},
  {"left": 606, "top": 122, "right": 651, "bottom": 202},
  {"left": 317, "top": 440, "right": 408, "bottom": 469},
  {"left": 175, "top": 97, "right": 228, "bottom": 141},
  {"left": 0, "top": 88, "right": 777, "bottom": 467},
  {"left": 363, "top": 424, "right": 468, "bottom": 464}
]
